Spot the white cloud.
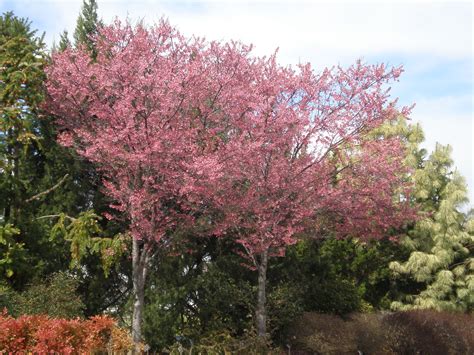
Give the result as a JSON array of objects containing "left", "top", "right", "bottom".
[{"left": 86, "top": 2, "right": 472, "bottom": 68}]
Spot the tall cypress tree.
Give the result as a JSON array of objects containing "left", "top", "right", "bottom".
[
  {"left": 0, "top": 12, "right": 127, "bottom": 320},
  {"left": 390, "top": 143, "right": 474, "bottom": 311}
]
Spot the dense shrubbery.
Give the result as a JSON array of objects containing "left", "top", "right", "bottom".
[
  {"left": 287, "top": 310, "right": 473, "bottom": 354},
  {"left": 0, "top": 312, "right": 133, "bottom": 352}
]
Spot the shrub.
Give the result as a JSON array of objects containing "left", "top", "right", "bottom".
[
  {"left": 347, "top": 313, "right": 391, "bottom": 354},
  {"left": 18, "top": 272, "right": 84, "bottom": 318},
  {"left": 166, "top": 329, "right": 274, "bottom": 355},
  {"left": 0, "top": 311, "right": 133, "bottom": 352},
  {"left": 287, "top": 310, "right": 473, "bottom": 355},
  {"left": 304, "top": 279, "right": 362, "bottom": 315},
  {"left": 1, "top": 272, "right": 84, "bottom": 318},
  {"left": 286, "top": 312, "right": 357, "bottom": 354},
  {"left": 383, "top": 310, "right": 473, "bottom": 354}
]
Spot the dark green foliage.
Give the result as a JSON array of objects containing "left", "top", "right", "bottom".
[
  {"left": 270, "top": 237, "right": 409, "bottom": 315},
  {"left": 143, "top": 236, "right": 255, "bottom": 351},
  {"left": 0, "top": 11, "right": 55, "bottom": 288},
  {"left": 305, "top": 279, "right": 361, "bottom": 315},
  {"left": 0, "top": 11, "right": 130, "bottom": 323},
  {"left": 0, "top": 12, "right": 46, "bottom": 220},
  {"left": 266, "top": 283, "right": 303, "bottom": 341},
  {"left": 140, "top": 234, "right": 414, "bottom": 351}
]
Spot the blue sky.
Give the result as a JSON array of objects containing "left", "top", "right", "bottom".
[{"left": 1, "top": 0, "right": 472, "bottom": 207}]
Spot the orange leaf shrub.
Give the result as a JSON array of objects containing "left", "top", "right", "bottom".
[{"left": 0, "top": 310, "right": 132, "bottom": 353}]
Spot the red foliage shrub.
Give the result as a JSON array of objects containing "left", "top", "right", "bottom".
[{"left": 0, "top": 310, "right": 132, "bottom": 353}]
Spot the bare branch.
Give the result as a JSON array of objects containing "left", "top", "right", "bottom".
[
  {"left": 25, "top": 174, "right": 69, "bottom": 203},
  {"left": 36, "top": 214, "right": 77, "bottom": 221}
]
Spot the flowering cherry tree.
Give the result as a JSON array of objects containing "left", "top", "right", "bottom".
[
  {"left": 47, "top": 19, "right": 415, "bottom": 341},
  {"left": 46, "top": 19, "right": 271, "bottom": 346},
  {"left": 198, "top": 59, "right": 416, "bottom": 336},
  {"left": 47, "top": 20, "right": 200, "bottom": 346}
]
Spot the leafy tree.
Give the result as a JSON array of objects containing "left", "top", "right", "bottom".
[
  {"left": 143, "top": 236, "right": 254, "bottom": 351},
  {"left": 47, "top": 19, "right": 241, "bottom": 346},
  {"left": 390, "top": 143, "right": 474, "bottom": 311},
  {"left": 0, "top": 10, "right": 128, "bottom": 324},
  {"left": 0, "top": 11, "right": 46, "bottom": 225}
]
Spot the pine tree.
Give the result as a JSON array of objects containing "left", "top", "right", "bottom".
[
  {"left": 390, "top": 142, "right": 474, "bottom": 311},
  {"left": 73, "top": 0, "right": 101, "bottom": 58}
]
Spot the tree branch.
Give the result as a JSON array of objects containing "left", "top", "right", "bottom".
[
  {"left": 36, "top": 214, "right": 77, "bottom": 221},
  {"left": 25, "top": 174, "right": 69, "bottom": 203}
]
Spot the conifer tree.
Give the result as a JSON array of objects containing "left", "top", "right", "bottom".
[
  {"left": 73, "top": 0, "right": 101, "bottom": 58},
  {"left": 390, "top": 142, "right": 474, "bottom": 311},
  {"left": 58, "top": 30, "right": 71, "bottom": 52},
  {"left": 0, "top": 11, "right": 48, "bottom": 284},
  {"left": 0, "top": 13, "right": 126, "bottom": 322}
]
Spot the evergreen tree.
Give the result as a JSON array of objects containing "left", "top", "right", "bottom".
[
  {"left": 0, "top": 13, "right": 128, "bottom": 322},
  {"left": 58, "top": 30, "right": 71, "bottom": 52},
  {"left": 390, "top": 143, "right": 474, "bottom": 311},
  {"left": 73, "top": 0, "right": 101, "bottom": 58},
  {"left": 0, "top": 11, "right": 50, "bottom": 285}
]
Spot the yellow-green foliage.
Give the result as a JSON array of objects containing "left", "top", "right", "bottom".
[
  {"left": 50, "top": 211, "right": 127, "bottom": 276},
  {"left": 390, "top": 139, "right": 473, "bottom": 311},
  {"left": 0, "top": 224, "right": 23, "bottom": 278}
]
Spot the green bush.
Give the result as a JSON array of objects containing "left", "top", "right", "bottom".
[
  {"left": 304, "top": 279, "right": 361, "bottom": 315},
  {"left": 1, "top": 272, "right": 84, "bottom": 318}
]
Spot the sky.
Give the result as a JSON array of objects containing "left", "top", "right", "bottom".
[{"left": 1, "top": 0, "right": 473, "bottom": 208}]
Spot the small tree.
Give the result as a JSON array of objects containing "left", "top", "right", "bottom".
[
  {"left": 58, "top": 30, "right": 71, "bottom": 52},
  {"left": 202, "top": 60, "right": 416, "bottom": 336}
]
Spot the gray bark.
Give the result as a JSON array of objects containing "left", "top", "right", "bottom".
[
  {"left": 132, "top": 238, "right": 150, "bottom": 351},
  {"left": 256, "top": 249, "right": 268, "bottom": 337}
]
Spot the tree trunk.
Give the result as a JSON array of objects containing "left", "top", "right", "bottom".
[
  {"left": 132, "top": 238, "right": 149, "bottom": 352},
  {"left": 256, "top": 249, "right": 268, "bottom": 338}
]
